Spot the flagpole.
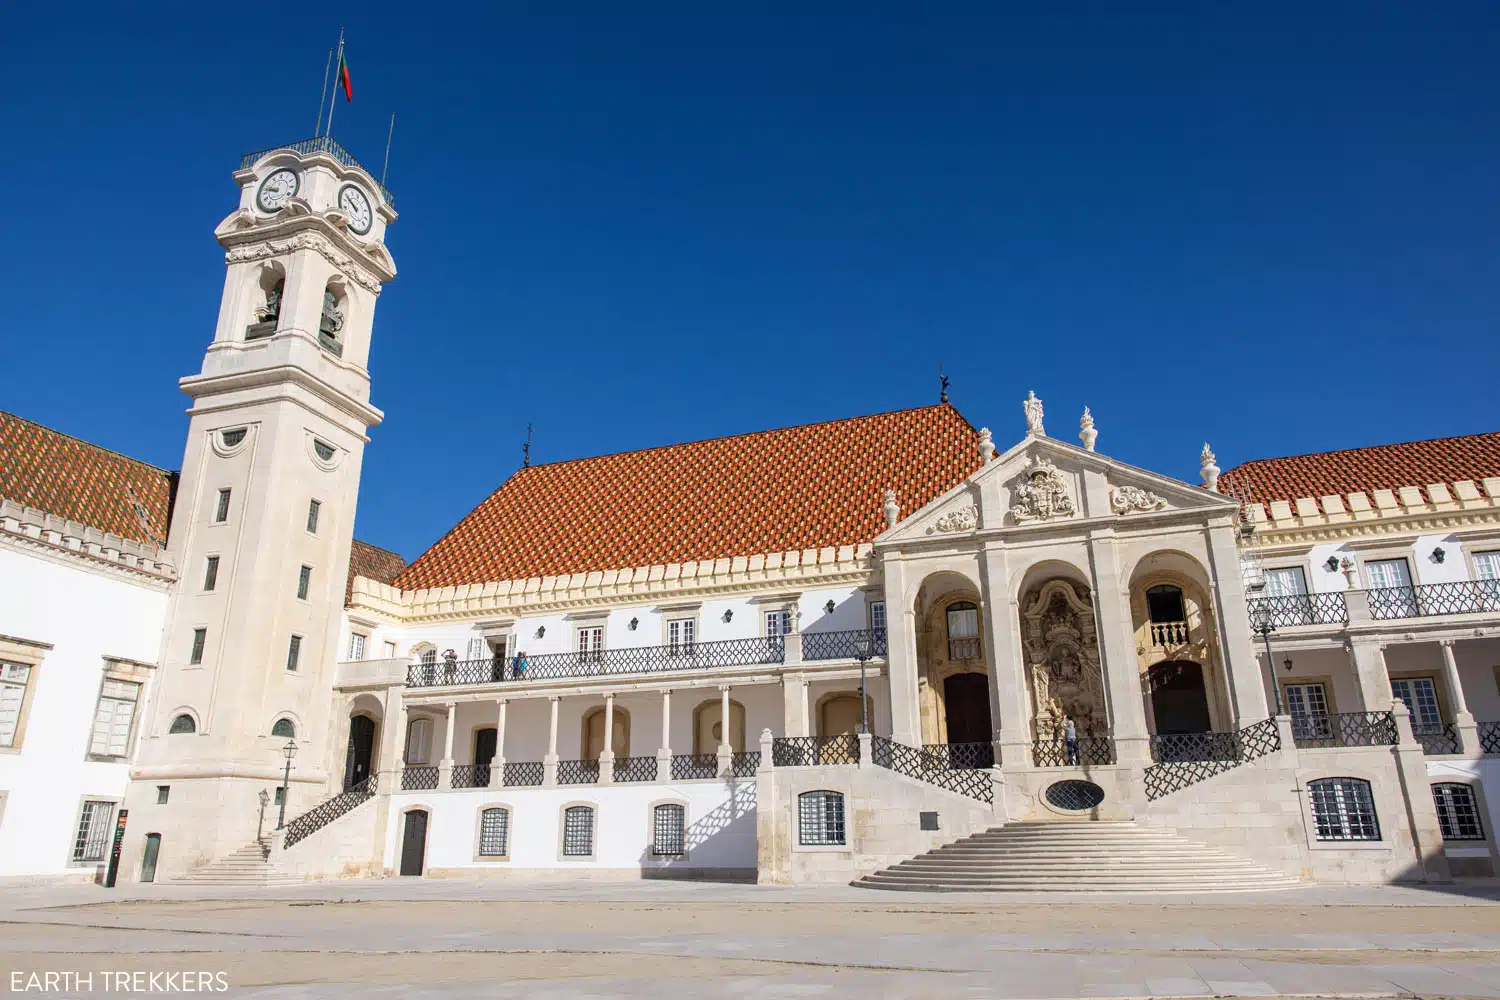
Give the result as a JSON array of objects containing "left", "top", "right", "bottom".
[
  {"left": 325, "top": 28, "right": 345, "bottom": 139},
  {"left": 381, "top": 113, "right": 396, "bottom": 187},
  {"left": 314, "top": 48, "right": 333, "bottom": 136}
]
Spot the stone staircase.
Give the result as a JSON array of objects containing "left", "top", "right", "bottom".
[
  {"left": 853, "top": 821, "right": 1302, "bottom": 892},
  {"left": 171, "top": 838, "right": 304, "bottom": 887}
]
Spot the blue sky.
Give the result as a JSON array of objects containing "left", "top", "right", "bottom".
[{"left": 2, "top": 3, "right": 1497, "bottom": 560}]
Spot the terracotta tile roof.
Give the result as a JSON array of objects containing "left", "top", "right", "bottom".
[
  {"left": 1220, "top": 431, "right": 1500, "bottom": 505},
  {"left": 0, "top": 409, "right": 177, "bottom": 548},
  {"left": 346, "top": 538, "right": 407, "bottom": 604},
  {"left": 394, "top": 403, "right": 981, "bottom": 590}
]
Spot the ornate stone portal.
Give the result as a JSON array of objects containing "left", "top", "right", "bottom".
[{"left": 1020, "top": 580, "right": 1108, "bottom": 739}]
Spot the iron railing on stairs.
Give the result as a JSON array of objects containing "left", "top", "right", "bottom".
[
  {"left": 283, "top": 774, "right": 378, "bottom": 849},
  {"left": 1143, "top": 719, "right": 1281, "bottom": 801},
  {"left": 870, "top": 736, "right": 993, "bottom": 803}
]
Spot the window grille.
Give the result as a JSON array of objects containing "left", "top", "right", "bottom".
[
  {"left": 1309, "top": 778, "right": 1380, "bottom": 841},
  {"left": 313, "top": 440, "right": 335, "bottom": 462},
  {"left": 297, "top": 565, "right": 312, "bottom": 600},
  {"left": 478, "top": 807, "right": 509, "bottom": 856},
  {"left": 1433, "top": 783, "right": 1485, "bottom": 841},
  {"left": 89, "top": 679, "right": 139, "bottom": 757},
  {"left": 189, "top": 628, "right": 207, "bottom": 665},
  {"left": 203, "top": 555, "right": 219, "bottom": 591},
  {"left": 798, "top": 790, "right": 846, "bottom": 846},
  {"left": 653, "top": 803, "right": 686, "bottom": 855},
  {"left": 73, "top": 800, "right": 114, "bottom": 862},
  {"left": 0, "top": 662, "right": 32, "bottom": 748},
  {"left": 214, "top": 488, "right": 231, "bottom": 523},
  {"left": 562, "top": 805, "right": 594, "bottom": 856},
  {"left": 306, "top": 499, "right": 321, "bottom": 533},
  {"left": 169, "top": 714, "right": 196, "bottom": 734},
  {"left": 271, "top": 718, "right": 295, "bottom": 739},
  {"left": 286, "top": 635, "right": 302, "bottom": 672},
  {"left": 220, "top": 428, "right": 246, "bottom": 448}
]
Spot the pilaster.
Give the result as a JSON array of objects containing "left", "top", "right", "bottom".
[
  {"left": 1086, "top": 531, "right": 1151, "bottom": 764},
  {"left": 1206, "top": 523, "right": 1270, "bottom": 723},
  {"left": 881, "top": 554, "right": 922, "bottom": 746},
  {"left": 1391, "top": 702, "right": 1453, "bottom": 883},
  {"left": 781, "top": 672, "right": 809, "bottom": 737},
  {"left": 977, "top": 543, "right": 1030, "bottom": 769},
  {"left": 1346, "top": 639, "right": 1394, "bottom": 711}
]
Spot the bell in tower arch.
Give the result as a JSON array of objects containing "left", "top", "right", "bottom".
[{"left": 318, "top": 285, "right": 346, "bottom": 356}]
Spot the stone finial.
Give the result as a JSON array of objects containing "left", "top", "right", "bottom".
[
  {"left": 1200, "top": 443, "right": 1220, "bottom": 492},
  {"left": 1023, "top": 391, "right": 1045, "bottom": 437},
  {"left": 977, "top": 427, "right": 996, "bottom": 464},
  {"left": 882, "top": 489, "right": 900, "bottom": 530},
  {"left": 1079, "top": 407, "right": 1097, "bottom": 452}
]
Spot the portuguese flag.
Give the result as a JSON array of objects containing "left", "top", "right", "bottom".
[{"left": 338, "top": 50, "right": 353, "bottom": 102}]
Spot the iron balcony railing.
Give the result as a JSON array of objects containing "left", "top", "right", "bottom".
[
  {"left": 671, "top": 753, "right": 720, "bottom": 780},
  {"left": 239, "top": 136, "right": 396, "bottom": 207},
  {"left": 1479, "top": 721, "right": 1500, "bottom": 756},
  {"left": 401, "top": 765, "right": 439, "bottom": 791},
  {"left": 1143, "top": 719, "right": 1281, "bottom": 801},
  {"left": 557, "top": 758, "right": 600, "bottom": 784},
  {"left": 503, "top": 761, "right": 544, "bottom": 787},
  {"left": 612, "top": 755, "right": 659, "bottom": 783},
  {"left": 1246, "top": 593, "right": 1349, "bottom": 628},
  {"left": 283, "top": 774, "right": 377, "bottom": 849},
  {"left": 802, "top": 628, "right": 888, "bottom": 661},
  {"left": 406, "top": 635, "right": 784, "bottom": 688},
  {"left": 1369, "top": 581, "right": 1500, "bottom": 620},
  {"left": 921, "top": 742, "right": 994, "bottom": 770},
  {"left": 771, "top": 734, "right": 860, "bottom": 766},
  {"left": 1032, "top": 737, "right": 1116, "bottom": 767},
  {"left": 729, "top": 750, "right": 761, "bottom": 778},
  {"left": 451, "top": 764, "right": 490, "bottom": 789},
  {"left": 1291, "top": 711, "right": 1398, "bottom": 749},
  {"left": 1414, "top": 722, "right": 1461, "bottom": 756},
  {"left": 870, "top": 736, "right": 993, "bottom": 803}
]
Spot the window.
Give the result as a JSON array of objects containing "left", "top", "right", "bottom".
[
  {"left": 798, "top": 790, "right": 846, "bottom": 846},
  {"left": 405, "top": 717, "right": 432, "bottom": 764},
  {"left": 72, "top": 800, "right": 115, "bottom": 863},
  {"left": 297, "top": 565, "right": 312, "bottom": 600},
  {"left": 348, "top": 633, "right": 367, "bottom": 661},
  {"left": 271, "top": 718, "right": 295, "bottom": 739},
  {"left": 169, "top": 714, "right": 196, "bottom": 734},
  {"left": 306, "top": 499, "right": 321, "bottom": 533},
  {"left": 1284, "top": 682, "right": 1331, "bottom": 740},
  {"left": 0, "top": 662, "right": 33, "bottom": 748},
  {"left": 286, "top": 635, "right": 302, "bottom": 672},
  {"left": 274, "top": 786, "right": 285, "bottom": 806},
  {"left": 203, "top": 555, "right": 220, "bottom": 592},
  {"left": 1476, "top": 552, "right": 1500, "bottom": 610},
  {"left": 562, "top": 805, "right": 594, "bottom": 856},
  {"left": 1366, "top": 558, "right": 1413, "bottom": 591},
  {"left": 214, "top": 488, "right": 231, "bottom": 523},
  {"left": 89, "top": 679, "right": 140, "bottom": 758},
  {"left": 1145, "top": 585, "right": 1187, "bottom": 623},
  {"left": 478, "top": 807, "right": 509, "bottom": 857},
  {"left": 765, "top": 609, "right": 792, "bottom": 637},
  {"left": 653, "top": 803, "right": 686, "bottom": 856},
  {"left": 1264, "top": 567, "right": 1309, "bottom": 598},
  {"left": 946, "top": 602, "right": 980, "bottom": 660},
  {"left": 383, "top": 640, "right": 397, "bottom": 658},
  {"left": 220, "top": 428, "right": 246, "bottom": 448},
  {"left": 1433, "top": 783, "right": 1485, "bottom": 841},
  {"left": 189, "top": 628, "right": 206, "bottom": 665},
  {"left": 1390, "top": 677, "right": 1443, "bottom": 731},
  {"left": 313, "top": 440, "right": 335, "bottom": 462},
  {"left": 576, "top": 626, "right": 603, "bottom": 663},
  {"left": 1309, "top": 778, "right": 1380, "bottom": 841},
  {"left": 156, "top": 785, "right": 170, "bottom": 805},
  {"left": 667, "top": 618, "right": 696, "bottom": 657},
  {"left": 869, "top": 600, "right": 886, "bottom": 633}
]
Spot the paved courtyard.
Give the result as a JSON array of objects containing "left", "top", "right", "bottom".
[{"left": 2, "top": 879, "right": 1499, "bottom": 999}]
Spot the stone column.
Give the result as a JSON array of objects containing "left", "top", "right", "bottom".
[
  {"left": 1086, "top": 531, "right": 1152, "bottom": 764},
  {"left": 656, "top": 689, "right": 673, "bottom": 776},
  {"left": 599, "top": 692, "right": 616, "bottom": 784},
  {"left": 781, "top": 672, "right": 809, "bottom": 737},
  {"left": 489, "top": 699, "right": 507, "bottom": 788},
  {"left": 543, "top": 695, "right": 560, "bottom": 787},
  {"left": 881, "top": 556, "right": 922, "bottom": 746},
  {"left": 1391, "top": 701, "right": 1453, "bottom": 883},
  {"left": 1439, "top": 640, "right": 1481, "bottom": 755},
  {"left": 1346, "top": 639, "right": 1394, "bottom": 711},
  {"left": 1205, "top": 522, "right": 1271, "bottom": 724},
  {"left": 717, "top": 684, "right": 733, "bottom": 776},
  {"left": 438, "top": 702, "right": 457, "bottom": 788},
  {"left": 378, "top": 691, "right": 406, "bottom": 794},
  {"left": 978, "top": 543, "right": 1031, "bottom": 769}
]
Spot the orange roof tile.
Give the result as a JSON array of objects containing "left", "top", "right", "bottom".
[
  {"left": 346, "top": 538, "right": 407, "bottom": 604},
  {"left": 1220, "top": 431, "right": 1500, "bottom": 505},
  {"left": 394, "top": 403, "right": 981, "bottom": 590},
  {"left": 0, "top": 409, "right": 177, "bottom": 547}
]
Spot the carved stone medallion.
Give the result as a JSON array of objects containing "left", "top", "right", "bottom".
[
  {"left": 1109, "top": 485, "right": 1168, "bottom": 515},
  {"left": 928, "top": 504, "right": 978, "bottom": 534},
  {"left": 1008, "top": 458, "right": 1075, "bottom": 523}
]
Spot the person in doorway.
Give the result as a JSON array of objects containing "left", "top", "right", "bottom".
[{"left": 1064, "top": 716, "right": 1079, "bottom": 766}]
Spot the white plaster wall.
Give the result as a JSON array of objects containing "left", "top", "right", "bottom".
[
  {"left": 0, "top": 547, "right": 167, "bottom": 878},
  {"left": 1413, "top": 533, "right": 1469, "bottom": 586},
  {"left": 1456, "top": 639, "right": 1500, "bottom": 721},
  {"left": 384, "top": 780, "right": 757, "bottom": 875}
]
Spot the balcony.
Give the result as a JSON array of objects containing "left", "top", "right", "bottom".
[
  {"left": 1369, "top": 581, "right": 1500, "bottom": 620},
  {"left": 1290, "top": 711, "right": 1397, "bottom": 749},
  {"left": 801, "top": 628, "right": 887, "bottom": 661},
  {"left": 240, "top": 136, "right": 396, "bottom": 207},
  {"left": 1246, "top": 593, "right": 1349, "bottom": 628},
  {"left": 1148, "top": 621, "right": 1190, "bottom": 647},
  {"left": 406, "top": 635, "right": 784, "bottom": 689}
]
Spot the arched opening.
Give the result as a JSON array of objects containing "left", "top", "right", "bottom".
[
  {"left": 319, "top": 280, "right": 347, "bottom": 356},
  {"left": 817, "top": 692, "right": 873, "bottom": 737},
  {"left": 1148, "top": 661, "right": 1212, "bottom": 734},
  {"left": 693, "top": 698, "right": 745, "bottom": 754},
  {"left": 942, "top": 673, "right": 993, "bottom": 747},
  {"left": 168, "top": 713, "right": 196, "bottom": 734},
  {"left": 344, "top": 714, "right": 377, "bottom": 788},
  {"left": 399, "top": 809, "right": 429, "bottom": 876},
  {"left": 245, "top": 263, "right": 284, "bottom": 341},
  {"left": 581, "top": 706, "right": 630, "bottom": 759},
  {"left": 271, "top": 718, "right": 296, "bottom": 739}
]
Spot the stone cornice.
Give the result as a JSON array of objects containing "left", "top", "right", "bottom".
[
  {"left": 218, "top": 218, "right": 395, "bottom": 290},
  {"left": 349, "top": 543, "right": 878, "bottom": 624},
  {"left": 0, "top": 498, "right": 176, "bottom": 588},
  {"left": 1241, "top": 477, "right": 1500, "bottom": 546},
  {"left": 179, "top": 362, "right": 384, "bottom": 432}
]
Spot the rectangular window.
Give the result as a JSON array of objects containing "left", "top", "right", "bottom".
[
  {"left": 297, "top": 565, "right": 312, "bottom": 600},
  {"left": 576, "top": 626, "right": 604, "bottom": 663},
  {"left": 1366, "top": 557, "right": 1413, "bottom": 590},
  {"left": 203, "top": 555, "right": 220, "bottom": 592},
  {"left": 1264, "top": 566, "right": 1308, "bottom": 597},
  {"left": 273, "top": 786, "right": 285, "bottom": 806},
  {"left": 653, "top": 803, "right": 686, "bottom": 855},
  {"left": 1433, "top": 783, "right": 1485, "bottom": 841},
  {"left": 798, "top": 790, "right": 846, "bottom": 846},
  {"left": 72, "top": 800, "right": 115, "bottom": 863},
  {"left": 1309, "top": 778, "right": 1380, "bottom": 841},
  {"left": 214, "top": 488, "right": 231, "bottom": 523},
  {"left": 765, "top": 609, "right": 792, "bottom": 637},
  {"left": 0, "top": 663, "right": 32, "bottom": 748},
  {"left": 306, "top": 499, "right": 321, "bottom": 534},
  {"left": 405, "top": 717, "right": 432, "bottom": 765},
  {"left": 189, "top": 628, "right": 207, "bottom": 665},
  {"left": 1390, "top": 677, "right": 1443, "bottom": 731},
  {"left": 562, "top": 806, "right": 594, "bottom": 856},
  {"left": 286, "top": 635, "right": 302, "bottom": 672},
  {"left": 383, "top": 640, "right": 397, "bottom": 658},
  {"left": 156, "top": 785, "right": 170, "bottom": 805},
  {"left": 89, "top": 679, "right": 140, "bottom": 758},
  {"left": 667, "top": 618, "right": 696, "bottom": 656},
  {"left": 869, "top": 600, "right": 886, "bottom": 633},
  {"left": 478, "top": 808, "right": 509, "bottom": 857},
  {"left": 1284, "top": 682, "right": 1330, "bottom": 740},
  {"left": 348, "top": 633, "right": 367, "bottom": 661}
]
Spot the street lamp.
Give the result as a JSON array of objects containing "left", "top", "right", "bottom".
[
  {"left": 853, "top": 630, "right": 873, "bottom": 734},
  {"left": 1250, "top": 604, "right": 1284, "bottom": 716},
  {"left": 276, "top": 738, "right": 298, "bottom": 830}
]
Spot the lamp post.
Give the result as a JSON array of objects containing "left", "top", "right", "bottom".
[
  {"left": 1250, "top": 605, "right": 1284, "bottom": 716},
  {"left": 853, "top": 630, "right": 873, "bottom": 734},
  {"left": 276, "top": 738, "right": 298, "bottom": 830}
]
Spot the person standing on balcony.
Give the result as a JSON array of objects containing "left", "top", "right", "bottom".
[
  {"left": 1064, "top": 717, "right": 1079, "bottom": 766},
  {"left": 512, "top": 650, "right": 528, "bottom": 680}
]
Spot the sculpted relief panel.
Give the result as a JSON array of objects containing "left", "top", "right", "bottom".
[
  {"left": 1021, "top": 580, "right": 1108, "bottom": 739},
  {"left": 1008, "top": 458, "right": 1076, "bottom": 523}
]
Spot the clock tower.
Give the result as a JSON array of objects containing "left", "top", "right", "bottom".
[{"left": 121, "top": 138, "right": 397, "bottom": 878}]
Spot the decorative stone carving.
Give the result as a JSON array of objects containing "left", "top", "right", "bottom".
[
  {"left": 1021, "top": 580, "right": 1108, "bottom": 739},
  {"left": 1023, "top": 390, "right": 1045, "bottom": 437},
  {"left": 928, "top": 504, "right": 978, "bottom": 534},
  {"left": 977, "top": 427, "right": 995, "bottom": 464},
  {"left": 1008, "top": 458, "right": 1075, "bottom": 523},
  {"left": 1200, "top": 443, "right": 1220, "bottom": 492},
  {"left": 225, "top": 232, "right": 383, "bottom": 293},
  {"left": 882, "top": 489, "right": 900, "bottom": 530},
  {"left": 1079, "top": 407, "right": 1097, "bottom": 452},
  {"left": 1109, "top": 485, "right": 1168, "bottom": 515}
]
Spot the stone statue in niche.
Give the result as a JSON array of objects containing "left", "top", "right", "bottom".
[
  {"left": 1008, "top": 458, "right": 1075, "bottom": 523},
  {"left": 1020, "top": 580, "right": 1108, "bottom": 739}
]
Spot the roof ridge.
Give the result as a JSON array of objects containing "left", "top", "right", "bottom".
[
  {"left": 0, "top": 409, "right": 177, "bottom": 478},
  {"left": 1223, "top": 429, "right": 1500, "bottom": 474}
]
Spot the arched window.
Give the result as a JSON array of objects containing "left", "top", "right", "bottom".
[
  {"left": 1433, "top": 783, "right": 1485, "bottom": 841},
  {"left": 946, "top": 601, "right": 980, "bottom": 660},
  {"left": 653, "top": 803, "right": 686, "bottom": 856},
  {"left": 246, "top": 265, "right": 284, "bottom": 341},
  {"left": 405, "top": 717, "right": 433, "bottom": 765},
  {"left": 562, "top": 805, "right": 595, "bottom": 857},
  {"left": 1145, "top": 585, "right": 1187, "bottom": 624},
  {"left": 798, "top": 790, "right": 846, "bottom": 846},
  {"left": 477, "top": 807, "right": 510, "bottom": 857},
  {"left": 318, "top": 282, "right": 346, "bottom": 356},
  {"left": 270, "top": 718, "right": 295, "bottom": 739},
  {"left": 168, "top": 714, "right": 196, "bottom": 735},
  {"left": 1308, "top": 778, "right": 1379, "bottom": 841}
]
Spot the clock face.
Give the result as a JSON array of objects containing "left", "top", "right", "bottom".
[
  {"left": 338, "top": 184, "right": 374, "bottom": 235},
  {"left": 256, "top": 169, "right": 299, "bottom": 212}
]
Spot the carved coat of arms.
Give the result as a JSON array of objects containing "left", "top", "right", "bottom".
[{"left": 1008, "top": 459, "right": 1075, "bottom": 523}]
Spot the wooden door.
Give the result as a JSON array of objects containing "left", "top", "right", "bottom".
[{"left": 399, "top": 811, "right": 428, "bottom": 876}]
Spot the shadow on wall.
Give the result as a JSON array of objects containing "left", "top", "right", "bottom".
[{"left": 637, "top": 780, "right": 757, "bottom": 883}]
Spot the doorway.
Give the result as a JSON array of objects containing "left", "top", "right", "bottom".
[
  {"left": 1149, "top": 661, "right": 1212, "bottom": 734},
  {"left": 943, "top": 673, "right": 993, "bottom": 744},
  {"left": 345, "top": 715, "right": 377, "bottom": 790},
  {"left": 139, "top": 834, "right": 161, "bottom": 883},
  {"left": 399, "top": 810, "right": 428, "bottom": 876}
]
